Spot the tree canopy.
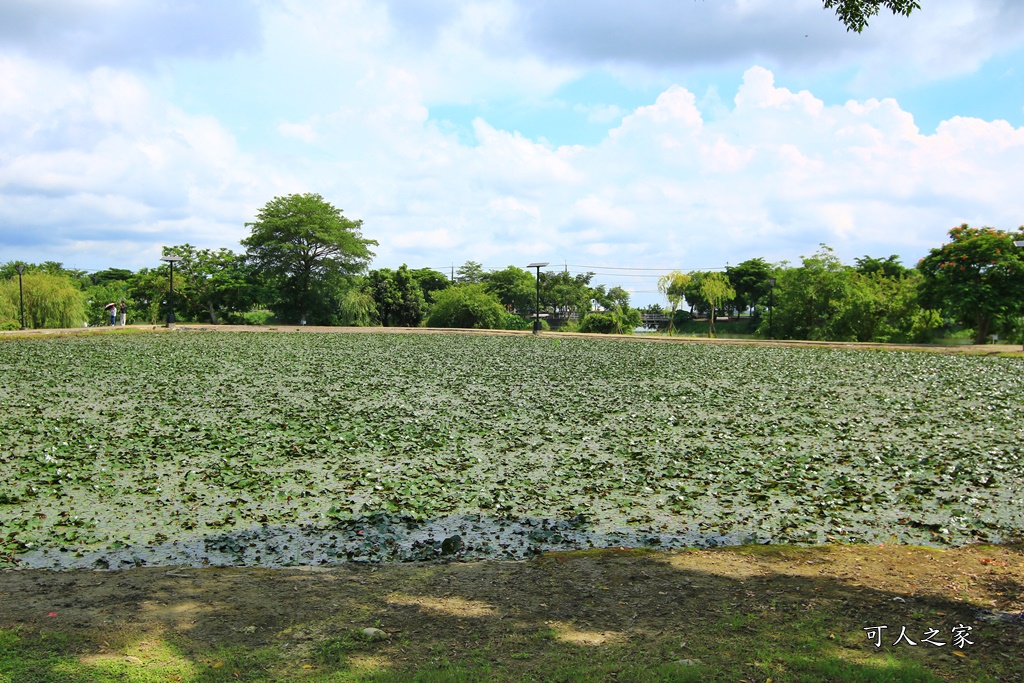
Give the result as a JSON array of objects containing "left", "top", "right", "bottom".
[
  {"left": 484, "top": 265, "right": 536, "bottom": 315},
  {"left": 367, "top": 265, "right": 425, "bottom": 327},
  {"left": 726, "top": 258, "right": 772, "bottom": 314},
  {"left": 242, "top": 193, "right": 376, "bottom": 324},
  {"left": 160, "top": 245, "right": 256, "bottom": 324},
  {"left": 917, "top": 224, "right": 1024, "bottom": 344},
  {"left": 824, "top": 0, "right": 921, "bottom": 32}
]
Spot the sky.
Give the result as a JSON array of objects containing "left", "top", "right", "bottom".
[{"left": 1, "top": 0, "right": 1024, "bottom": 306}]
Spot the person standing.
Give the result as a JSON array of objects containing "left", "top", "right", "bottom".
[
  {"left": 104, "top": 302, "right": 117, "bottom": 326},
  {"left": 118, "top": 300, "right": 127, "bottom": 326}
]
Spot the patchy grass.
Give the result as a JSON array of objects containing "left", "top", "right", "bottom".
[{"left": 2, "top": 544, "right": 1022, "bottom": 682}]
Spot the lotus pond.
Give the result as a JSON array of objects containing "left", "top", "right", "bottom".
[{"left": 1, "top": 330, "right": 1022, "bottom": 569}]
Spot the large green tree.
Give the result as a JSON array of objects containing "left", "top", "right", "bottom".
[
  {"left": 242, "top": 193, "right": 376, "bottom": 325},
  {"left": 161, "top": 244, "right": 256, "bottom": 324},
  {"left": 484, "top": 265, "right": 536, "bottom": 315},
  {"left": 455, "top": 261, "right": 486, "bottom": 285},
  {"left": 541, "top": 271, "right": 594, "bottom": 322},
  {"left": 824, "top": 0, "right": 920, "bottom": 32},
  {"left": 758, "top": 246, "right": 853, "bottom": 341},
  {"left": 726, "top": 258, "right": 772, "bottom": 316},
  {"left": 368, "top": 265, "right": 425, "bottom": 327},
  {"left": 409, "top": 268, "right": 451, "bottom": 302},
  {"left": 917, "top": 224, "right": 1024, "bottom": 344}
]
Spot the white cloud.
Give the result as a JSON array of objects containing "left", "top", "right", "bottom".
[
  {"left": 0, "top": 0, "right": 262, "bottom": 69},
  {"left": 0, "top": 57, "right": 286, "bottom": 268},
  {"left": 2, "top": 0, "right": 1023, "bottom": 304}
]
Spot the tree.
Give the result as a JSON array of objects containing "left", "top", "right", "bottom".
[
  {"left": 456, "top": 261, "right": 486, "bottom": 285},
  {"left": 824, "top": 0, "right": 920, "bottom": 33},
  {"left": 484, "top": 265, "right": 535, "bottom": 314},
  {"left": 161, "top": 245, "right": 256, "bottom": 324},
  {"left": 917, "top": 224, "right": 1024, "bottom": 344},
  {"left": 657, "top": 270, "right": 691, "bottom": 335},
  {"left": 726, "top": 258, "right": 772, "bottom": 316},
  {"left": 854, "top": 254, "right": 909, "bottom": 279},
  {"left": 409, "top": 268, "right": 451, "bottom": 302},
  {"left": 125, "top": 268, "right": 167, "bottom": 325},
  {"left": 368, "top": 265, "right": 425, "bottom": 327},
  {"left": 426, "top": 284, "right": 505, "bottom": 329},
  {"left": 841, "top": 269, "right": 935, "bottom": 343},
  {"left": 541, "top": 271, "right": 594, "bottom": 322},
  {"left": 699, "top": 272, "right": 736, "bottom": 337},
  {"left": 756, "top": 246, "right": 853, "bottom": 341},
  {"left": 90, "top": 268, "right": 134, "bottom": 286},
  {"left": 242, "top": 193, "right": 377, "bottom": 324},
  {"left": 578, "top": 305, "right": 641, "bottom": 335},
  {"left": 0, "top": 271, "right": 85, "bottom": 329},
  {"left": 683, "top": 272, "right": 710, "bottom": 317},
  {"left": 338, "top": 287, "right": 378, "bottom": 326}
]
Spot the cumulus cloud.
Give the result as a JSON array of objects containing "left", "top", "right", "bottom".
[
  {"left": 382, "top": 0, "right": 1024, "bottom": 86},
  {"left": 0, "top": 0, "right": 262, "bottom": 69},
  {"left": 0, "top": 56, "right": 285, "bottom": 269},
  {"left": 295, "top": 64, "right": 1023, "bottom": 276},
  {"left": 2, "top": 0, "right": 1023, "bottom": 300}
]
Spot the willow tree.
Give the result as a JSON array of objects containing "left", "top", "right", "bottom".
[
  {"left": 699, "top": 272, "right": 736, "bottom": 338},
  {"left": 657, "top": 270, "right": 691, "bottom": 335},
  {"left": 1, "top": 272, "right": 85, "bottom": 329}
]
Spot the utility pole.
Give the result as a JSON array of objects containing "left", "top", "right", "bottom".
[{"left": 528, "top": 262, "right": 549, "bottom": 334}]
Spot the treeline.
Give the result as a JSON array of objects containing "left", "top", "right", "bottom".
[
  {"left": 2, "top": 193, "right": 1022, "bottom": 344},
  {"left": 655, "top": 225, "right": 1024, "bottom": 345}
]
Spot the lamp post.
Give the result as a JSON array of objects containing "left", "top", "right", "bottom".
[
  {"left": 1016, "top": 241, "right": 1024, "bottom": 350},
  {"left": 15, "top": 264, "right": 25, "bottom": 330},
  {"left": 527, "top": 262, "right": 549, "bottom": 334},
  {"left": 160, "top": 255, "right": 183, "bottom": 327},
  {"left": 768, "top": 277, "right": 776, "bottom": 340}
]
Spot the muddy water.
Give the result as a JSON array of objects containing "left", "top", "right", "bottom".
[{"left": 10, "top": 514, "right": 760, "bottom": 570}]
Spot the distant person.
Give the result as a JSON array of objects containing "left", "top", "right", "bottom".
[
  {"left": 104, "top": 302, "right": 117, "bottom": 326},
  {"left": 118, "top": 300, "right": 127, "bottom": 326}
]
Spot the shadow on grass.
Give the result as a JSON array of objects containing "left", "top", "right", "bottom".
[{"left": 2, "top": 544, "right": 1022, "bottom": 682}]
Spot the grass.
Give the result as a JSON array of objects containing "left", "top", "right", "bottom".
[
  {"left": 1, "top": 601, "right": 1007, "bottom": 682},
  {"left": 3, "top": 543, "right": 1022, "bottom": 682}
]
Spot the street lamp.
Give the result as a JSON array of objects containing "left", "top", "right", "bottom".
[
  {"left": 15, "top": 264, "right": 25, "bottom": 330},
  {"left": 527, "top": 262, "right": 549, "bottom": 334},
  {"left": 159, "top": 255, "right": 183, "bottom": 327},
  {"left": 1016, "top": 241, "right": 1024, "bottom": 350},
  {"left": 768, "top": 277, "right": 776, "bottom": 340}
]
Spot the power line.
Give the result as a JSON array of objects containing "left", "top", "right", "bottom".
[{"left": 568, "top": 263, "right": 728, "bottom": 272}]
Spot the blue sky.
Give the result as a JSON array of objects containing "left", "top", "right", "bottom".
[{"left": 2, "top": 0, "right": 1023, "bottom": 305}]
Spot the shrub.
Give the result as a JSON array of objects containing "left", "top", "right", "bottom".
[
  {"left": 579, "top": 313, "right": 619, "bottom": 334},
  {"left": 241, "top": 309, "right": 275, "bottom": 325},
  {"left": 579, "top": 307, "right": 641, "bottom": 335},
  {"left": 426, "top": 285, "right": 506, "bottom": 329}
]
